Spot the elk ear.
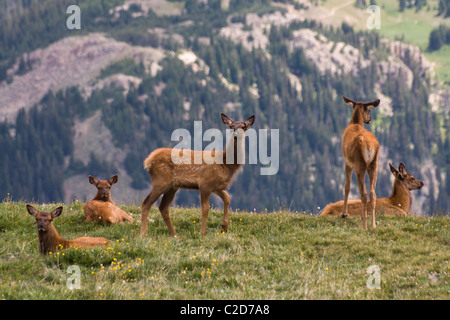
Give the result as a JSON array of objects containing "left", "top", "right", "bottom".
[
  {"left": 51, "top": 207, "right": 63, "bottom": 219},
  {"left": 26, "top": 204, "right": 39, "bottom": 217},
  {"left": 398, "top": 162, "right": 406, "bottom": 174},
  {"left": 365, "top": 99, "right": 380, "bottom": 109},
  {"left": 343, "top": 96, "right": 355, "bottom": 108},
  {"left": 245, "top": 115, "right": 255, "bottom": 128},
  {"left": 221, "top": 113, "right": 233, "bottom": 126},
  {"left": 389, "top": 163, "right": 399, "bottom": 177},
  {"left": 88, "top": 175, "right": 99, "bottom": 186},
  {"left": 109, "top": 174, "right": 118, "bottom": 185}
]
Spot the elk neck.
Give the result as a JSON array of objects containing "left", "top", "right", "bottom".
[
  {"left": 94, "top": 192, "right": 113, "bottom": 203},
  {"left": 350, "top": 108, "right": 365, "bottom": 126},
  {"left": 38, "top": 223, "right": 67, "bottom": 254},
  {"left": 389, "top": 179, "right": 412, "bottom": 213},
  {"left": 223, "top": 135, "right": 245, "bottom": 174}
]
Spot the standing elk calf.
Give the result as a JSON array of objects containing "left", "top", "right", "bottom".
[
  {"left": 341, "top": 96, "right": 380, "bottom": 229},
  {"left": 83, "top": 175, "right": 134, "bottom": 224},
  {"left": 321, "top": 162, "right": 424, "bottom": 217},
  {"left": 141, "top": 113, "right": 255, "bottom": 237},
  {"left": 27, "top": 205, "right": 109, "bottom": 255}
]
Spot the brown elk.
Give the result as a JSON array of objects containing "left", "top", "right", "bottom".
[
  {"left": 341, "top": 96, "right": 380, "bottom": 229},
  {"left": 140, "top": 113, "right": 255, "bottom": 237},
  {"left": 83, "top": 175, "right": 134, "bottom": 224},
  {"left": 27, "top": 204, "right": 109, "bottom": 255},
  {"left": 321, "top": 162, "right": 424, "bottom": 217}
]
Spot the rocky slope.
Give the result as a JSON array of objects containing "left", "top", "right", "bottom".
[{"left": 0, "top": 0, "right": 447, "bottom": 213}]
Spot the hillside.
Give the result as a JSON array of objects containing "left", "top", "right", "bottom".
[
  {"left": 0, "top": 201, "right": 448, "bottom": 299},
  {"left": 0, "top": 0, "right": 449, "bottom": 215}
]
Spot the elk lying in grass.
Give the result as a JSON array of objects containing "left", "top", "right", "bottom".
[
  {"left": 341, "top": 96, "right": 380, "bottom": 229},
  {"left": 27, "top": 204, "right": 109, "bottom": 255},
  {"left": 141, "top": 113, "right": 255, "bottom": 237},
  {"left": 321, "top": 162, "right": 424, "bottom": 217},
  {"left": 83, "top": 175, "right": 134, "bottom": 224}
]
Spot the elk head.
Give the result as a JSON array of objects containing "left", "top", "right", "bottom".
[
  {"left": 389, "top": 163, "right": 424, "bottom": 190},
  {"left": 89, "top": 174, "right": 118, "bottom": 202},
  {"left": 27, "top": 205, "right": 63, "bottom": 232},
  {"left": 221, "top": 113, "right": 255, "bottom": 136},
  {"left": 343, "top": 96, "right": 380, "bottom": 124}
]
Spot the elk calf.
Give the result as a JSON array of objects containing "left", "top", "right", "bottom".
[
  {"left": 83, "top": 175, "right": 134, "bottom": 224},
  {"left": 341, "top": 96, "right": 380, "bottom": 229},
  {"left": 27, "top": 205, "right": 109, "bottom": 255},
  {"left": 321, "top": 163, "right": 424, "bottom": 217},
  {"left": 141, "top": 113, "right": 255, "bottom": 237}
]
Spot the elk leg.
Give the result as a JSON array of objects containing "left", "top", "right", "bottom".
[
  {"left": 368, "top": 161, "right": 378, "bottom": 229},
  {"left": 159, "top": 188, "right": 178, "bottom": 237},
  {"left": 121, "top": 211, "right": 134, "bottom": 223},
  {"left": 200, "top": 189, "right": 212, "bottom": 236},
  {"left": 214, "top": 190, "right": 230, "bottom": 233},
  {"left": 140, "top": 188, "right": 163, "bottom": 236},
  {"left": 341, "top": 164, "right": 352, "bottom": 218},
  {"left": 355, "top": 169, "right": 368, "bottom": 230}
]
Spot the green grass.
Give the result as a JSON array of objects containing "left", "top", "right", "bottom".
[
  {"left": 374, "top": 0, "right": 450, "bottom": 85},
  {"left": 319, "top": 0, "right": 449, "bottom": 48},
  {"left": 98, "top": 58, "right": 146, "bottom": 79},
  {"left": 425, "top": 45, "right": 450, "bottom": 85},
  {"left": 375, "top": 0, "right": 448, "bottom": 49},
  {"left": 319, "top": 0, "right": 450, "bottom": 86},
  {"left": 0, "top": 201, "right": 448, "bottom": 300}
]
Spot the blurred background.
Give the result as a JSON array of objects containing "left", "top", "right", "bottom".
[{"left": 0, "top": 0, "right": 449, "bottom": 215}]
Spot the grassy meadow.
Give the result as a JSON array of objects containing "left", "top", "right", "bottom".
[{"left": 0, "top": 200, "right": 448, "bottom": 300}]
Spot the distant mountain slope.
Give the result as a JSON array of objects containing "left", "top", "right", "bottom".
[
  {"left": 0, "top": 33, "right": 165, "bottom": 122},
  {"left": 0, "top": 0, "right": 448, "bottom": 214}
]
